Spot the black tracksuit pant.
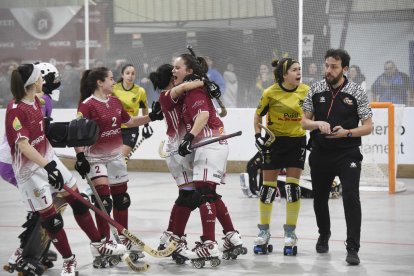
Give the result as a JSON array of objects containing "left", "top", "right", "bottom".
[{"left": 309, "top": 147, "right": 363, "bottom": 250}]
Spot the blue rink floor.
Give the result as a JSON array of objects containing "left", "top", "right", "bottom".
[{"left": 1, "top": 172, "right": 413, "bottom": 276}]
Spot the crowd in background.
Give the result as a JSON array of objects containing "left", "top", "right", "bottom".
[{"left": 1, "top": 57, "right": 413, "bottom": 109}]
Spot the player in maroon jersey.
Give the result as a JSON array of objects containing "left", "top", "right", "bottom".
[
  {"left": 5, "top": 64, "right": 126, "bottom": 276},
  {"left": 149, "top": 63, "right": 206, "bottom": 263},
  {"left": 172, "top": 54, "right": 247, "bottom": 266},
  {"left": 74, "top": 66, "right": 163, "bottom": 257}
]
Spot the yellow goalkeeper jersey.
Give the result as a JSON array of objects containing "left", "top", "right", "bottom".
[
  {"left": 112, "top": 82, "right": 148, "bottom": 128},
  {"left": 256, "top": 82, "right": 309, "bottom": 137}
]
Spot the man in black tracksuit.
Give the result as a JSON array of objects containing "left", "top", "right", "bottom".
[{"left": 301, "top": 49, "right": 373, "bottom": 265}]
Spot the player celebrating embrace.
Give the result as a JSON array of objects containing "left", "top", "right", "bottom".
[{"left": 253, "top": 58, "right": 309, "bottom": 256}]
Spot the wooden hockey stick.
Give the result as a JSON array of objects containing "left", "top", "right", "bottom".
[
  {"left": 84, "top": 176, "right": 150, "bottom": 272},
  {"left": 62, "top": 186, "right": 177, "bottom": 258},
  {"left": 158, "top": 130, "right": 242, "bottom": 158},
  {"left": 258, "top": 123, "right": 275, "bottom": 146},
  {"left": 126, "top": 136, "right": 146, "bottom": 161}
]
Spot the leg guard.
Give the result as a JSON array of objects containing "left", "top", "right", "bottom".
[
  {"left": 18, "top": 212, "right": 40, "bottom": 248},
  {"left": 112, "top": 192, "right": 131, "bottom": 211},
  {"left": 246, "top": 151, "right": 263, "bottom": 195},
  {"left": 285, "top": 183, "right": 301, "bottom": 203},
  {"left": 259, "top": 185, "right": 277, "bottom": 204},
  {"left": 192, "top": 185, "right": 221, "bottom": 208}
]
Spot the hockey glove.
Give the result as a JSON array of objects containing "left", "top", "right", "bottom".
[
  {"left": 74, "top": 152, "right": 90, "bottom": 179},
  {"left": 142, "top": 123, "right": 153, "bottom": 139},
  {"left": 255, "top": 133, "right": 271, "bottom": 153},
  {"left": 203, "top": 79, "right": 221, "bottom": 99},
  {"left": 178, "top": 133, "right": 195, "bottom": 157},
  {"left": 183, "top": 74, "right": 202, "bottom": 82},
  {"left": 148, "top": 101, "right": 164, "bottom": 121},
  {"left": 44, "top": 160, "right": 64, "bottom": 190}
]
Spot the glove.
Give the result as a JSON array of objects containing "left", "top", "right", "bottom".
[
  {"left": 74, "top": 152, "right": 90, "bottom": 179},
  {"left": 203, "top": 79, "right": 221, "bottom": 99},
  {"left": 142, "top": 123, "right": 153, "bottom": 139},
  {"left": 148, "top": 101, "right": 164, "bottom": 121},
  {"left": 44, "top": 161, "right": 64, "bottom": 190},
  {"left": 255, "top": 133, "right": 271, "bottom": 153},
  {"left": 183, "top": 74, "right": 202, "bottom": 82},
  {"left": 178, "top": 133, "right": 195, "bottom": 157}
]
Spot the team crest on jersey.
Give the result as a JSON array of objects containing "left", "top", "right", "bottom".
[
  {"left": 132, "top": 97, "right": 137, "bottom": 103},
  {"left": 343, "top": 97, "right": 354, "bottom": 105},
  {"left": 319, "top": 96, "right": 326, "bottom": 103},
  {"left": 33, "top": 187, "right": 45, "bottom": 198},
  {"left": 298, "top": 99, "right": 304, "bottom": 107},
  {"left": 12, "top": 117, "right": 22, "bottom": 131},
  {"left": 76, "top": 112, "right": 83, "bottom": 119}
]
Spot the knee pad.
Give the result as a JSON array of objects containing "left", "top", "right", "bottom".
[
  {"left": 112, "top": 192, "right": 131, "bottom": 211},
  {"left": 192, "top": 186, "right": 221, "bottom": 208},
  {"left": 40, "top": 213, "right": 64, "bottom": 234},
  {"left": 285, "top": 183, "right": 301, "bottom": 203},
  {"left": 70, "top": 199, "right": 89, "bottom": 215},
  {"left": 175, "top": 190, "right": 196, "bottom": 210},
  {"left": 93, "top": 195, "right": 113, "bottom": 214},
  {"left": 259, "top": 185, "right": 277, "bottom": 204}
]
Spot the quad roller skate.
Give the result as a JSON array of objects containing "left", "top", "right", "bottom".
[
  {"left": 90, "top": 239, "right": 127, "bottom": 268},
  {"left": 169, "top": 234, "right": 189, "bottom": 265},
  {"left": 186, "top": 240, "right": 221, "bottom": 269},
  {"left": 120, "top": 235, "right": 145, "bottom": 262},
  {"left": 61, "top": 255, "right": 79, "bottom": 276},
  {"left": 157, "top": 230, "right": 172, "bottom": 251},
  {"left": 219, "top": 230, "right": 248, "bottom": 260},
  {"left": 253, "top": 224, "right": 273, "bottom": 254},
  {"left": 283, "top": 224, "right": 298, "bottom": 256},
  {"left": 3, "top": 247, "right": 46, "bottom": 276}
]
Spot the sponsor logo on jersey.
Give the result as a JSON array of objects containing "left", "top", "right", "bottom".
[
  {"left": 343, "top": 97, "right": 354, "bottom": 105},
  {"left": 31, "top": 135, "right": 45, "bottom": 146},
  {"left": 76, "top": 111, "right": 83, "bottom": 119},
  {"left": 12, "top": 117, "right": 22, "bottom": 131},
  {"left": 320, "top": 96, "right": 326, "bottom": 103},
  {"left": 350, "top": 162, "right": 357, "bottom": 168},
  {"left": 33, "top": 187, "right": 46, "bottom": 197},
  {"left": 101, "top": 128, "right": 121, "bottom": 137}
]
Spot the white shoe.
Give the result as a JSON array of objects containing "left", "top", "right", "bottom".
[
  {"left": 61, "top": 255, "right": 77, "bottom": 276},
  {"left": 284, "top": 224, "right": 298, "bottom": 247},
  {"left": 219, "top": 230, "right": 243, "bottom": 252},
  {"left": 90, "top": 239, "right": 127, "bottom": 257},
  {"left": 169, "top": 234, "right": 189, "bottom": 256},
  {"left": 8, "top": 247, "right": 23, "bottom": 265},
  {"left": 254, "top": 224, "right": 271, "bottom": 246},
  {"left": 186, "top": 240, "right": 221, "bottom": 259},
  {"left": 158, "top": 230, "right": 172, "bottom": 250},
  {"left": 120, "top": 235, "right": 145, "bottom": 259}
]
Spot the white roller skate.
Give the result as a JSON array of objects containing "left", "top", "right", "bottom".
[
  {"left": 157, "top": 230, "right": 172, "bottom": 251},
  {"left": 61, "top": 255, "right": 78, "bottom": 276},
  {"left": 186, "top": 240, "right": 221, "bottom": 269},
  {"left": 120, "top": 235, "right": 145, "bottom": 262},
  {"left": 3, "top": 247, "right": 23, "bottom": 273},
  {"left": 169, "top": 234, "right": 189, "bottom": 265},
  {"left": 253, "top": 224, "right": 273, "bottom": 254},
  {"left": 283, "top": 224, "right": 298, "bottom": 256},
  {"left": 219, "top": 230, "right": 248, "bottom": 260},
  {"left": 90, "top": 239, "right": 127, "bottom": 268},
  {"left": 240, "top": 173, "right": 253, "bottom": 197}
]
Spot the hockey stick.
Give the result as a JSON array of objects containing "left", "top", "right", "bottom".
[
  {"left": 62, "top": 186, "right": 177, "bottom": 258},
  {"left": 186, "top": 44, "right": 227, "bottom": 117},
  {"left": 258, "top": 123, "right": 275, "bottom": 146},
  {"left": 158, "top": 130, "right": 242, "bottom": 158},
  {"left": 84, "top": 175, "right": 149, "bottom": 271},
  {"left": 126, "top": 136, "right": 146, "bottom": 161}
]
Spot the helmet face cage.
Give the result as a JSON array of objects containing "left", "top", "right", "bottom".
[{"left": 34, "top": 62, "right": 61, "bottom": 84}]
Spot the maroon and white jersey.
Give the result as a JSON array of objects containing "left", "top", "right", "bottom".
[
  {"left": 5, "top": 97, "right": 54, "bottom": 182},
  {"left": 159, "top": 90, "right": 186, "bottom": 150},
  {"left": 182, "top": 88, "right": 225, "bottom": 143},
  {"left": 77, "top": 95, "right": 131, "bottom": 159}
]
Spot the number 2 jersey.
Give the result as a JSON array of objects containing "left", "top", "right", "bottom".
[
  {"left": 77, "top": 95, "right": 131, "bottom": 159},
  {"left": 5, "top": 97, "right": 54, "bottom": 182}
]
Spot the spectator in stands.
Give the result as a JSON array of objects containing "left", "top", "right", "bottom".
[
  {"left": 348, "top": 65, "right": 366, "bottom": 91},
  {"left": 372, "top": 60, "right": 411, "bottom": 105},
  {"left": 302, "top": 62, "right": 320, "bottom": 86},
  {"left": 206, "top": 56, "right": 226, "bottom": 93},
  {"left": 223, "top": 62, "right": 238, "bottom": 107}
]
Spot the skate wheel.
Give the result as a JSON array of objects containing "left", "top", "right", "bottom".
[
  {"left": 230, "top": 254, "right": 238, "bottom": 260},
  {"left": 283, "top": 246, "right": 297, "bottom": 256},
  {"left": 192, "top": 259, "right": 205, "bottom": 269},
  {"left": 210, "top": 258, "right": 220, "bottom": 267},
  {"left": 108, "top": 256, "right": 120, "bottom": 266},
  {"left": 175, "top": 256, "right": 185, "bottom": 265},
  {"left": 241, "top": 247, "right": 248, "bottom": 255},
  {"left": 129, "top": 253, "right": 139, "bottom": 263},
  {"left": 3, "top": 264, "right": 13, "bottom": 273},
  {"left": 222, "top": 252, "right": 230, "bottom": 260},
  {"left": 268, "top": 244, "right": 273, "bottom": 253}
]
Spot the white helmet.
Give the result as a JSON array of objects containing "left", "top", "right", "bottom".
[{"left": 34, "top": 62, "right": 61, "bottom": 96}]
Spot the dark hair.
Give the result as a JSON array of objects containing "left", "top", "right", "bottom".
[
  {"left": 79, "top": 67, "right": 110, "bottom": 104},
  {"left": 149, "top": 64, "right": 173, "bottom": 90},
  {"left": 349, "top": 65, "right": 366, "bottom": 85},
  {"left": 117, "top": 63, "right": 135, "bottom": 83},
  {"left": 325, "top": 49, "right": 350, "bottom": 68},
  {"left": 271, "top": 58, "right": 299, "bottom": 83},
  {"left": 10, "top": 64, "right": 35, "bottom": 102},
  {"left": 178, "top": 53, "right": 205, "bottom": 77}
]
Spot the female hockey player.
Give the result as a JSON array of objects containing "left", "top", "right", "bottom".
[
  {"left": 112, "top": 63, "right": 152, "bottom": 161},
  {"left": 5, "top": 63, "right": 126, "bottom": 276},
  {"left": 73, "top": 66, "right": 163, "bottom": 264},
  {"left": 253, "top": 58, "right": 309, "bottom": 256},
  {"left": 173, "top": 53, "right": 247, "bottom": 268}
]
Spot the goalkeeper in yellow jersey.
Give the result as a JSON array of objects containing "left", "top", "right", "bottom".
[
  {"left": 253, "top": 58, "right": 309, "bottom": 256},
  {"left": 112, "top": 64, "right": 152, "bottom": 160}
]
